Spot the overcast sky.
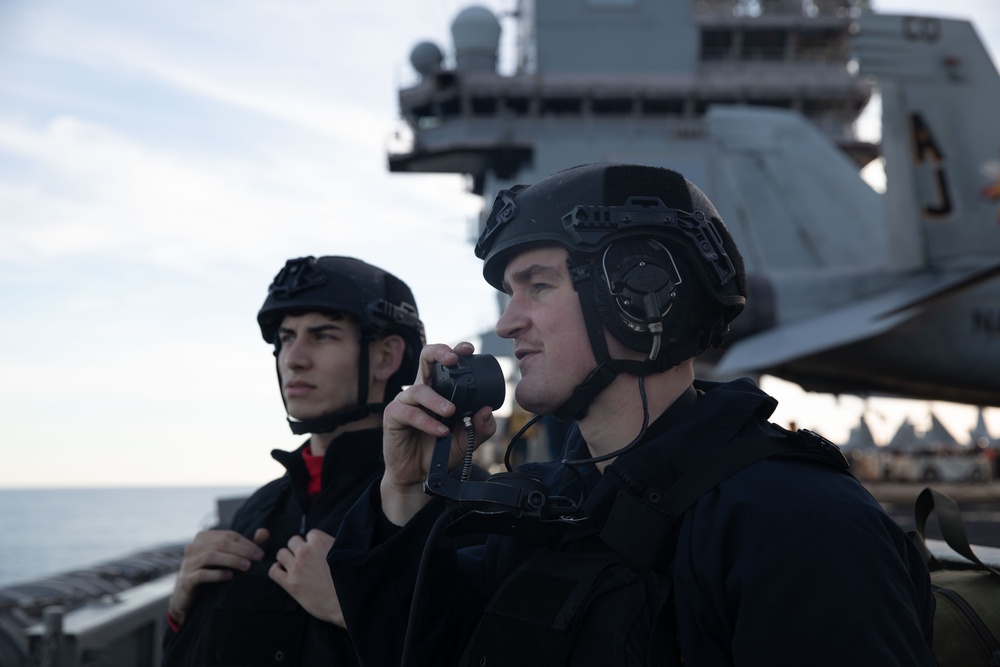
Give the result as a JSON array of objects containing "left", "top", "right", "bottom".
[{"left": 1, "top": 0, "right": 998, "bottom": 488}]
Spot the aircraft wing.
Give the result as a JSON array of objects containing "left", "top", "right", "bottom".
[{"left": 714, "top": 259, "right": 1000, "bottom": 377}]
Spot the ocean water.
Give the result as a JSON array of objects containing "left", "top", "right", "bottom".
[{"left": 0, "top": 486, "right": 256, "bottom": 588}]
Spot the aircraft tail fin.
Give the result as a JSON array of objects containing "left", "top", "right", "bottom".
[{"left": 853, "top": 13, "right": 1000, "bottom": 271}]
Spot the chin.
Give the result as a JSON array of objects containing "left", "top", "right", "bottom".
[
  {"left": 285, "top": 405, "right": 324, "bottom": 422},
  {"left": 514, "top": 387, "right": 563, "bottom": 417}
]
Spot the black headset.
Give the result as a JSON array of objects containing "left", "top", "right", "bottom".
[{"left": 596, "top": 238, "right": 685, "bottom": 363}]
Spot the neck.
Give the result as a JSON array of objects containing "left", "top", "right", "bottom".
[
  {"left": 308, "top": 413, "right": 381, "bottom": 457},
  {"left": 576, "top": 361, "right": 694, "bottom": 470}
]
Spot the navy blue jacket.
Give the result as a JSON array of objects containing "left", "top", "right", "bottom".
[
  {"left": 163, "top": 429, "right": 384, "bottom": 667},
  {"left": 329, "top": 379, "right": 936, "bottom": 666}
]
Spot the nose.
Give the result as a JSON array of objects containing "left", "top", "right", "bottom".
[
  {"left": 280, "top": 337, "right": 312, "bottom": 371},
  {"left": 495, "top": 294, "right": 526, "bottom": 340}
]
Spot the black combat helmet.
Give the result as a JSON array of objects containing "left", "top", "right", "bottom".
[
  {"left": 475, "top": 163, "right": 746, "bottom": 420},
  {"left": 258, "top": 256, "right": 425, "bottom": 434}
]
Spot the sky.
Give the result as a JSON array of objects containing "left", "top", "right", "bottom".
[{"left": 1, "top": 0, "right": 998, "bottom": 488}]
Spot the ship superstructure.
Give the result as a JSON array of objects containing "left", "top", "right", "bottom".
[{"left": 391, "top": 0, "right": 877, "bottom": 198}]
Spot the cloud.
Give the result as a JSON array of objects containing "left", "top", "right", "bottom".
[
  {"left": 8, "top": 1, "right": 432, "bottom": 147},
  {"left": 0, "top": 109, "right": 480, "bottom": 270}
]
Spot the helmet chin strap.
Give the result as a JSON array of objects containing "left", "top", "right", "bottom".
[
  {"left": 286, "top": 403, "right": 384, "bottom": 435},
  {"left": 551, "top": 362, "right": 619, "bottom": 422},
  {"left": 276, "top": 330, "right": 384, "bottom": 435}
]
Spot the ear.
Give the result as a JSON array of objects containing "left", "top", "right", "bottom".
[{"left": 370, "top": 334, "right": 406, "bottom": 382}]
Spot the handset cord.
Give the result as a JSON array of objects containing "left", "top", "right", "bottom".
[
  {"left": 460, "top": 415, "right": 476, "bottom": 481},
  {"left": 502, "top": 413, "right": 545, "bottom": 471},
  {"left": 500, "top": 376, "right": 651, "bottom": 511},
  {"left": 561, "top": 374, "right": 650, "bottom": 473}
]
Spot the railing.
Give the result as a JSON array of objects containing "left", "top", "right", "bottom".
[
  {"left": 21, "top": 576, "right": 175, "bottom": 667},
  {"left": 0, "top": 544, "right": 184, "bottom": 667}
]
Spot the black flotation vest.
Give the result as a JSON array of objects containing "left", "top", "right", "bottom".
[{"left": 460, "top": 426, "right": 850, "bottom": 667}]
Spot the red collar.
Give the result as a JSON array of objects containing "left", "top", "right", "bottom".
[{"left": 301, "top": 446, "right": 324, "bottom": 497}]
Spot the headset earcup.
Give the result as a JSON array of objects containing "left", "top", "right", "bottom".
[
  {"left": 616, "top": 263, "right": 673, "bottom": 324},
  {"left": 594, "top": 240, "right": 687, "bottom": 355}
]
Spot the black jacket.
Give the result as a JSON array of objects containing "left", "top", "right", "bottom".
[
  {"left": 330, "top": 379, "right": 936, "bottom": 667},
  {"left": 162, "top": 429, "right": 384, "bottom": 667}
]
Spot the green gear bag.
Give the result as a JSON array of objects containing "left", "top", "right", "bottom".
[{"left": 908, "top": 487, "right": 1000, "bottom": 667}]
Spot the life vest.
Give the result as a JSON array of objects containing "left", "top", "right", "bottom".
[{"left": 460, "top": 428, "right": 850, "bottom": 667}]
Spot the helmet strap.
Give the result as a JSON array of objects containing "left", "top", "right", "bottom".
[
  {"left": 286, "top": 403, "right": 384, "bottom": 435},
  {"left": 551, "top": 362, "right": 618, "bottom": 422},
  {"left": 356, "top": 330, "right": 372, "bottom": 408},
  {"left": 553, "top": 258, "right": 622, "bottom": 421}
]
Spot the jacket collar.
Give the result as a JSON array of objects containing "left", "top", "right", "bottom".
[{"left": 270, "top": 428, "right": 384, "bottom": 506}]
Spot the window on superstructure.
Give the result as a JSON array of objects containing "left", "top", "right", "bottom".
[
  {"left": 642, "top": 98, "right": 685, "bottom": 116},
  {"left": 696, "top": 99, "right": 710, "bottom": 115},
  {"left": 471, "top": 97, "right": 498, "bottom": 116},
  {"left": 796, "top": 29, "right": 846, "bottom": 61},
  {"left": 747, "top": 98, "right": 793, "bottom": 109},
  {"left": 438, "top": 96, "right": 461, "bottom": 118},
  {"left": 701, "top": 29, "right": 734, "bottom": 61},
  {"left": 741, "top": 29, "right": 786, "bottom": 60},
  {"left": 541, "top": 97, "right": 582, "bottom": 116},
  {"left": 411, "top": 104, "right": 434, "bottom": 121},
  {"left": 506, "top": 97, "right": 530, "bottom": 116},
  {"left": 592, "top": 98, "right": 634, "bottom": 115}
]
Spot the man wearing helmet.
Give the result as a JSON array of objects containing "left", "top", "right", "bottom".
[
  {"left": 163, "top": 256, "right": 424, "bottom": 666},
  {"left": 330, "top": 165, "right": 935, "bottom": 666}
]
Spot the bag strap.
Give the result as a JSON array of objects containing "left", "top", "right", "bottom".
[
  {"left": 913, "top": 486, "right": 1000, "bottom": 578},
  {"left": 601, "top": 429, "right": 848, "bottom": 568},
  {"left": 661, "top": 434, "right": 801, "bottom": 519},
  {"left": 661, "top": 428, "right": 847, "bottom": 520}
]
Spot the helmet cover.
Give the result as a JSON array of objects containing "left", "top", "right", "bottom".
[
  {"left": 476, "top": 163, "right": 746, "bottom": 361},
  {"left": 258, "top": 255, "right": 425, "bottom": 411}
]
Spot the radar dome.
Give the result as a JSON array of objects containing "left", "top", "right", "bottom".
[
  {"left": 451, "top": 5, "right": 500, "bottom": 73},
  {"left": 410, "top": 41, "right": 444, "bottom": 78}
]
